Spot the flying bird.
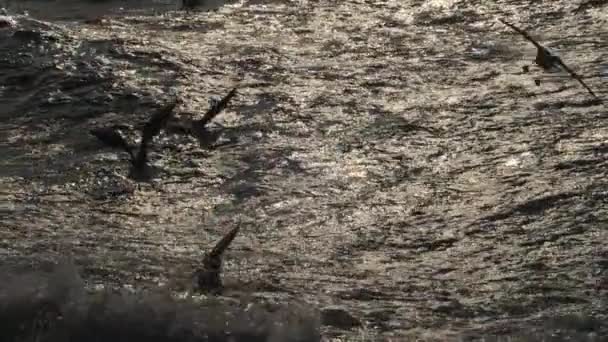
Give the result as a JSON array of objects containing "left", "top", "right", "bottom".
[
  {"left": 168, "top": 87, "right": 237, "bottom": 148},
  {"left": 90, "top": 100, "right": 178, "bottom": 180},
  {"left": 193, "top": 87, "right": 237, "bottom": 144},
  {"left": 199, "top": 87, "right": 238, "bottom": 127},
  {"left": 498, "top": 18, "right": 601, "bottom": 102},
  {"left": 194, "top": 223, "right": 240, "bottom": 294}
]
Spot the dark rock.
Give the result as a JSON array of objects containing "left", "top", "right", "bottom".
[
  {"left": 0, "top": 15, "right": 16, "bottom": 29},
  {"left": 320, "top": 306, "right": 361, "bottom": 329}
]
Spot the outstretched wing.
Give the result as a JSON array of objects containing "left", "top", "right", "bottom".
[
  {"left": 553, "top": 57, "right": 601, "bottom": 101},
  {"left": 198, "top": 87, "right": 237, "bottom": 128},
  {"left": 207, "top": 224, "right": 240, "bottom": 260},
  {"left": 132, "top": 100, "right": 178, "bottom": 168},
  {"left": 498, "top": 18, "right": 545, "bottom": 50},
  {"left": 90, "top": 127, "right": 135, "bottom": 161},
  {"left": 141, "top": 100, "right": 178, "bottom": 147},
  {"left": 500, "top": 19, "right": 600, "bottom": 101}
]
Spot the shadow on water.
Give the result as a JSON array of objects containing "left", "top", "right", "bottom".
[
  {"left": 1, "top": 0, "right": 234, "bottom": 22},
  {"left": 221, "top": 145, "right": 309, "bottom": 206},
  {"left": 0, "top": 12, "right": 184, "bottom": 179}
]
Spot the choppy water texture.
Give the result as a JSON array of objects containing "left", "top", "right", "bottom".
[{"left": 1, "top": 0, "right": 607, "bottom": 340}]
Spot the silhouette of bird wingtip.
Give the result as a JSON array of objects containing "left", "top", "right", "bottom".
[
  {"left": 198, "top": 87, "right": 239, "bottom": 128},
  {"left": 193, "top": 222, "right": 242, "bottom": 294},
  {"left": 208, "top": 224, "right": 241, "bottom": 259}
]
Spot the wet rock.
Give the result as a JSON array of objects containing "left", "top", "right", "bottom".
[
  {"left": 12, "top": 29, "right": 58, "bottom": 43},
  {"left": 337, "top": 287, "right": 388, "bottom": 301},
  {"left": 431, "top": 299, "right": 473, "bottom": 317},
  {"left": 83, "top": 17, "right": 109, "bottom": 26},
  {"left": 320, "top": 306, "right": 361, "bottom": 329},
  {"left": 413, "top": 9, "right": 479, "bottom": 26},
  {"left": 365, "top": 309, "right": 399, "bottom": 330},
  {"left": 0, "top": 15, "right": 16, "bottom": 29}
]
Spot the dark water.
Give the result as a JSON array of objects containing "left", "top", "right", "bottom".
[{"left": 1, "top": 0, "right": 230, "bottom": 22}]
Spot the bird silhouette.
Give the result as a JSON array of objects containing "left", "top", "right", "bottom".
[
  {"left": 194, "top": 223, "right": 240, "bottom": 294},
  {"left": 167, "top": 87, "right": 237, "bottom": 148},
  {"left": 198, "top": 87, "right": 237, "bottom": 128},
  {"left": 90, "top": 100, "right": 178, "bottom": 180},
  {"left": 499, "top": 18, "right": 600, "bottom": 102},
  {"left": 193, "top": 87, "right": 237, "bottom": 145}
]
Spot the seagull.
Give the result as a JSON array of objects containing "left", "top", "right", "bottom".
[
  {"left": 168, "top": 87, "right": 237, "bottom": 148},
  {"left": 498, "top": 18, "right": 601, "bottom": 102},
  {"left": 194, "top": 223, "right": 240, "bottom": 294},
  {"left": 90, "top": 100, "right": 178, "bottom": 180},
  {"left": 193, "top": 87, "right": 237, "bottom": 146}
]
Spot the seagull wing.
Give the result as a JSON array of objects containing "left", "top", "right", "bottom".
[
  {"left": 198, "top": 87, "right": 237, "bottom": 128},
  {"left": 90, "top": 127, "right": 135, "bottom": 161},
  {"left": 134, "top": 100, "right": 178, "bottom": 165},
  {"left": 498, "top": 18, "right": 545, "bottom": 51},
  {"left": 206, "top": 224, "right": 240, "bottom": 260},
  {"left": 554, "top": 56, "right": 601, "bottom": 101},
  {"left": 141, "top": 100, "right": 178, "bottom": 146}
]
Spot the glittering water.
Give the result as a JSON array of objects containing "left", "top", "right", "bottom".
[{"left": 1, "top": 1, "right": 607, "bottom": 340}]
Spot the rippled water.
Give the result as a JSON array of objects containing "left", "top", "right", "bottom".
[
  {"left": 1, "top": 0, "right": 607, "bottom": 340},
  {"left": 1, "top": 0, "right": 230, "bottom": 22}
]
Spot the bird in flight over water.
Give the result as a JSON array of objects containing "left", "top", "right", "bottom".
[
  {"left": 168, "top": 87, "right": 238, "bottom": 148},
  {"left": 498, "top": 18, "right": 601, "bottom": 102},
  {"left": 90, "top": 100, "right": 178, "bottom": 181},
  {"left": 194, "top": 223, "right": 240, "bottom": 294}
]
